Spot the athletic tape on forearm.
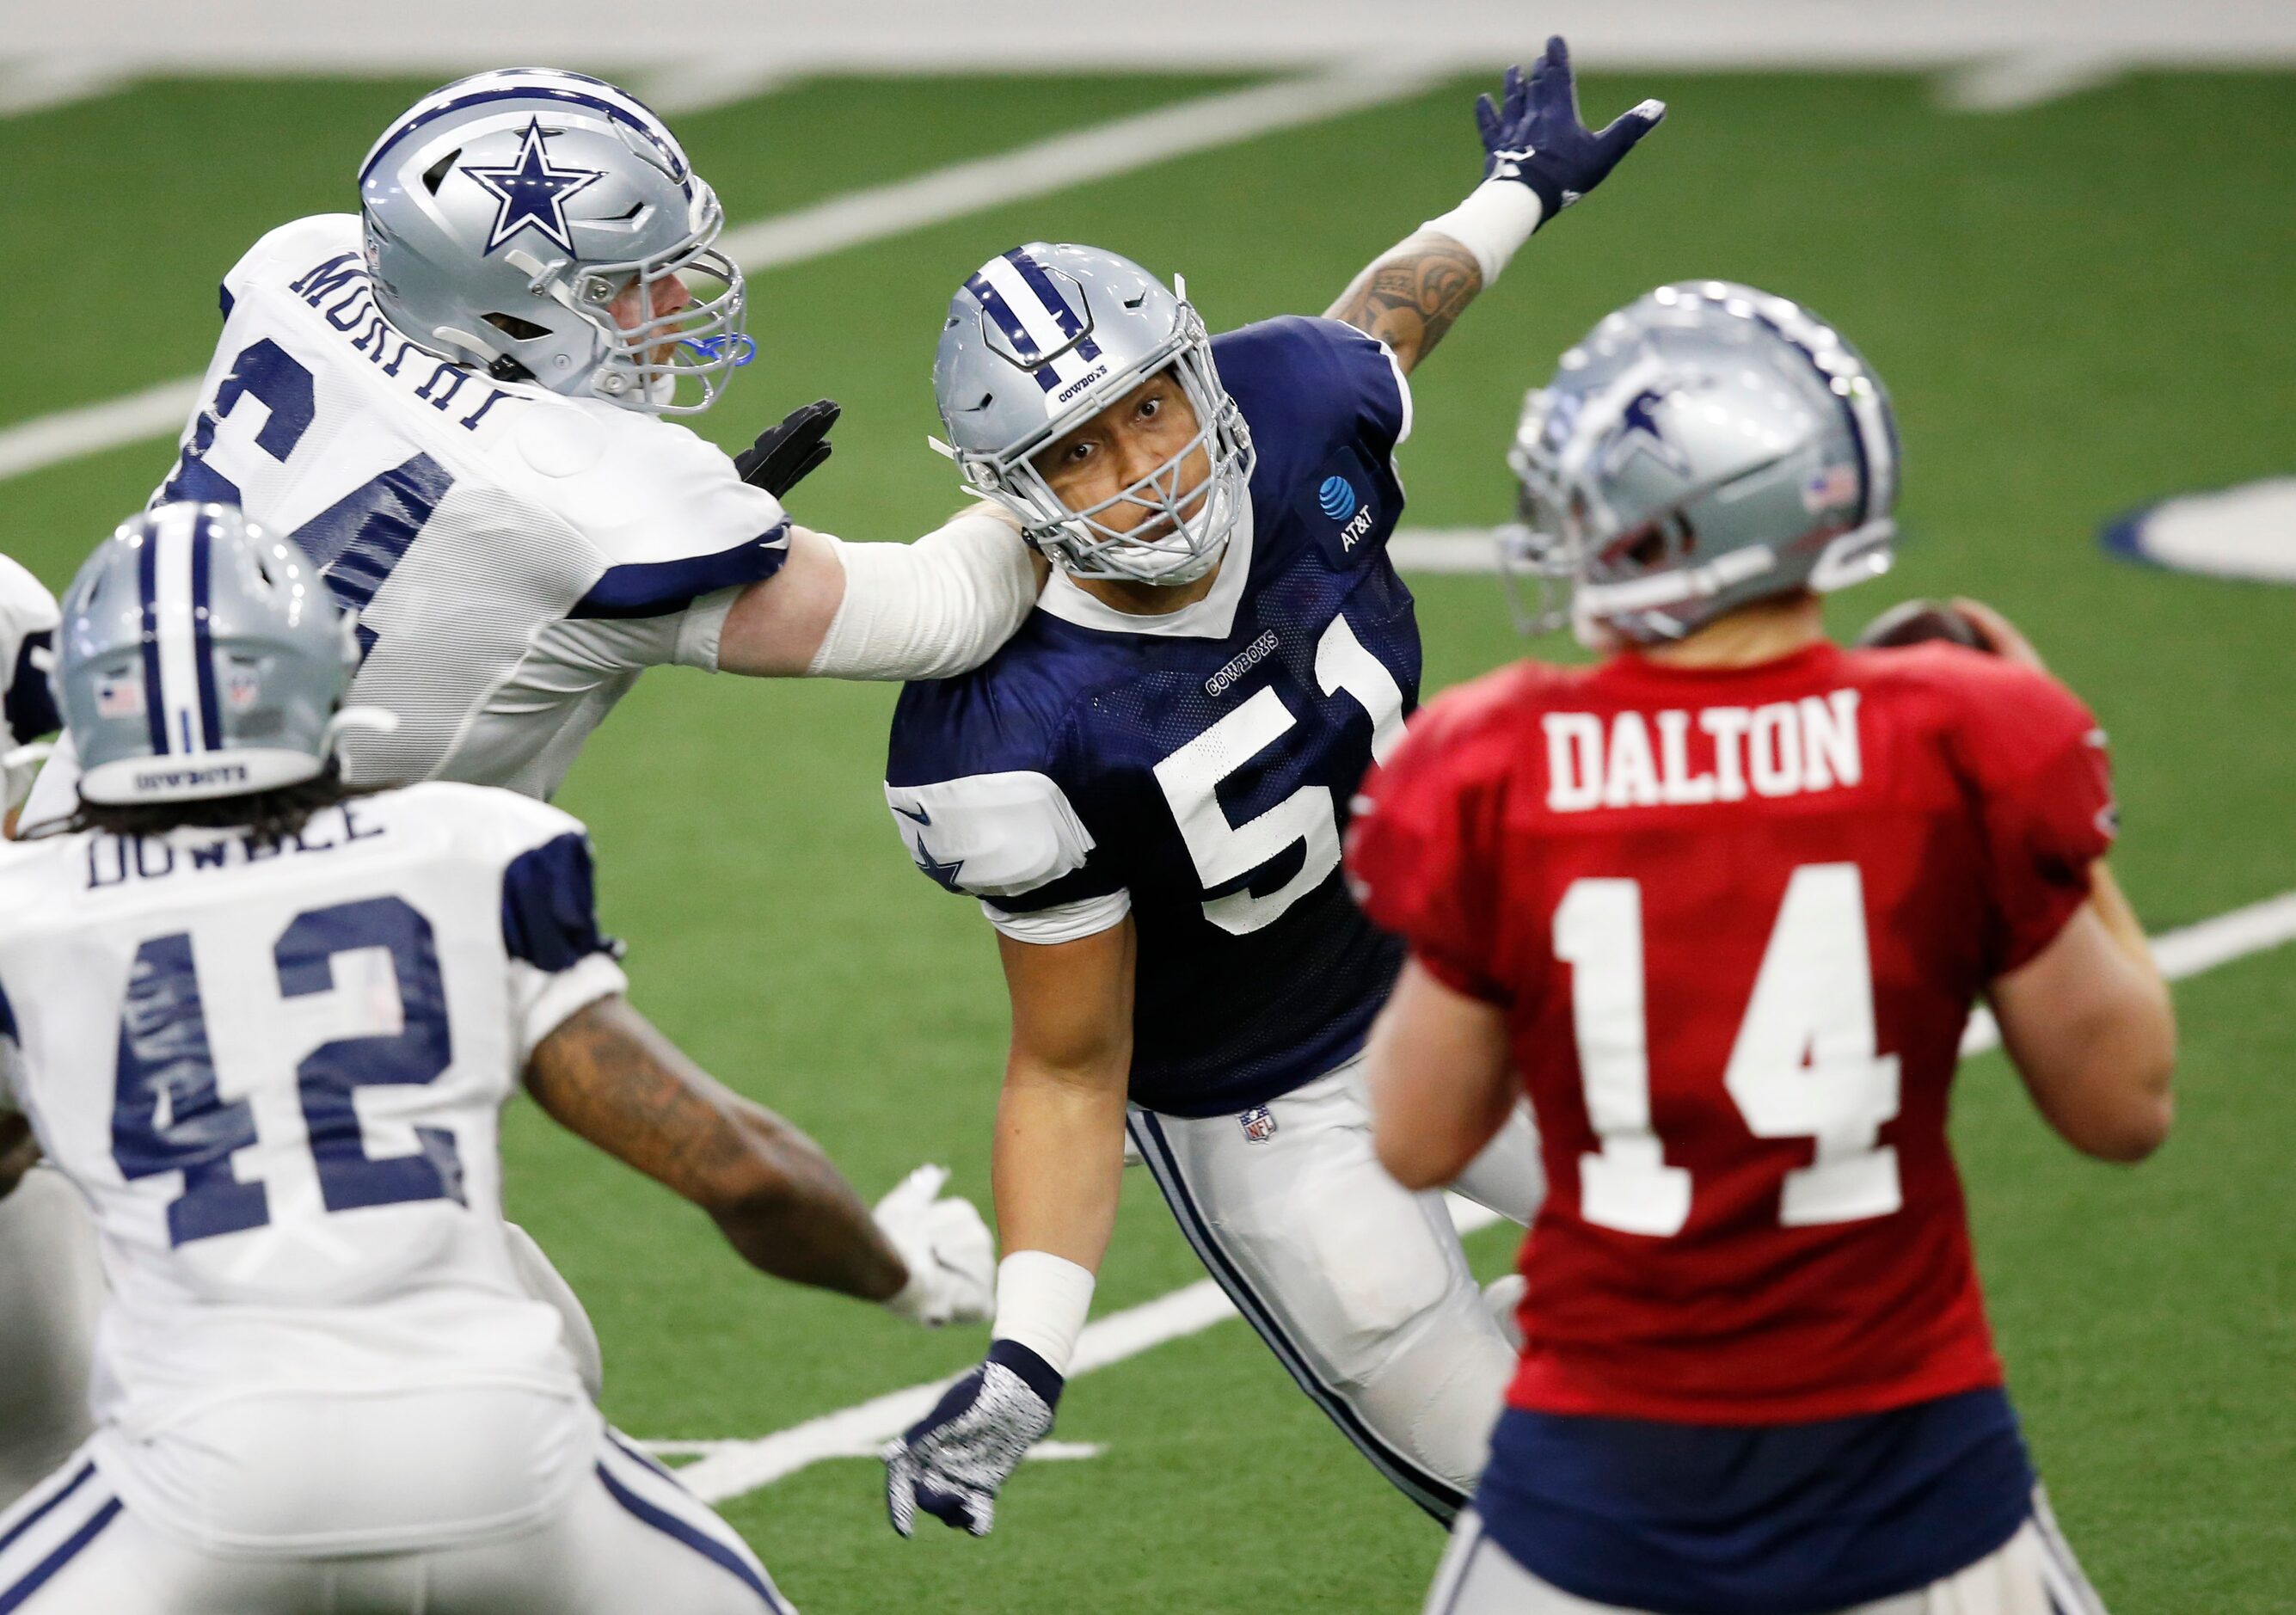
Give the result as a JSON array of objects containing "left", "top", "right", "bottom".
[
  {"left": 1420, "top": 180, "right": 1546, "bottom": 286},
  {"left": 991, "top": 1250, "right": 1096, "bottom": 1378},
  {"left": 805, "top": 513, "right": 1039, "bottom": 681}
]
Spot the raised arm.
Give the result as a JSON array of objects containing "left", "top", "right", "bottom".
[
  {"left": 1327, "top": 39, "right": 1665, "bottom": 374},
  {"left": 714, "top": 511, "right": 1045, "bottom": 679}
]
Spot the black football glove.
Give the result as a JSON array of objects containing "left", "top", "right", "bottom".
[
  {"left": 1476, "top": 37, "right": 1666, "bottom": 224},
  {"left": 734, "top": 398, "right": 840, "bottom": 498}
]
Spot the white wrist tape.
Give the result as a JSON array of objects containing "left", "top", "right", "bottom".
[
  {"left": 1421, "top": 179, "right": 1546, "bottom": 286},
  {"left": 805, "top": 512, "right": 1039, "bottom": 681},
  {"left": 991, "top": 1250, "right": 1096, "bottom": 1377}
]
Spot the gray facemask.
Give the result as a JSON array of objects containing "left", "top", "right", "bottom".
[
  {"left": 931, "top": 243, "right": 1255, "bottom": 586},
  {"left": 359, "top": 69, "right": 751, "bottom": 418}
]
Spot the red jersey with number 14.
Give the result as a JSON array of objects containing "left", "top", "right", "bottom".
[{"left": 1346, "top": 641, "right": 2114, "bottom": 1425}]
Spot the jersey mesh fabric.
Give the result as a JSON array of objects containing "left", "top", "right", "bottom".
[
  {"left": 0, "top": 783, "right": 620, "bottom": 1468},
  {"left": 887, "top": 317, "right": 1414, "bottom": 1116},
  {"left": 1348, "top": 642, "right": 2115, "bottom": 1423}
]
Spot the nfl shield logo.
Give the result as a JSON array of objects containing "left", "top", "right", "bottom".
[
  {"left": 224, "top": 667, "right": 261, "bottom": 711},
  {"left": 1239, "top": 1106, "right": 1277, "bottom": 1145}
]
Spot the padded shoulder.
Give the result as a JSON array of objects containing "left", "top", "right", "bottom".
[
  {"left": 882, "top": 770, "right": 1097, "bottom": 901},
  {"left": 1212, "top": 315, "right": 1410, "bottom": 464},
  {"left": 492, "top": 407, "right": 790, "bottom": 617},
  {"left": 394, "top": 779, "right": 591, "bottom": 862}
]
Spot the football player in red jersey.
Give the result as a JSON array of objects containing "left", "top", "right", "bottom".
[{"left": 1346, "top": 282, "right": 2175, "bottom": 1615}]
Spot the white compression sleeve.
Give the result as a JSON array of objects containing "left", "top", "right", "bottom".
[
  {"left": 1420, "top": 180, "right": 1546, "bottom": 286},
  {"left": 805, "top": 512, "right": 1040, "bottom": 681},
  {"left": 991, "top": 1250, "right": 1096, "bottom": 1377}
]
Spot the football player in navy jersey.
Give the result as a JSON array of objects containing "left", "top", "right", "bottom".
[{"left": 877, "top": 42, "right": 1667, "bottom": 1539}]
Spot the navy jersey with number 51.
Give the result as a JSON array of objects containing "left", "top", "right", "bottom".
[{"left": 885, "top": 316, "right": 1418, "bottom": 1117}]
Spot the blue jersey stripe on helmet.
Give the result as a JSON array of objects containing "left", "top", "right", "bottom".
[
  {"left": 133, "top": 526, "right": 171, "bottom": 757},
  {"left": 964, "top": 272, "right": 1065, "bottom": 393},
  {"left": 188, "top": 512, "right": 223, "bottom": 752},
  {"left": 360, "top": 84, "right": 682, "bottom": 187},
  {"left": 1005, "top": 249, "right": 1102, "bottom": 365}
]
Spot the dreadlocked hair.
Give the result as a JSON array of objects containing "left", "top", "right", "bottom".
[{"left": 50, "top": 765, "right": 379, "bottom": 845}]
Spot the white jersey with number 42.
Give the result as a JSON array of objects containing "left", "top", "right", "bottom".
[
  {"left": 138, "top": 212, "right": 787, "bottom": 801},
  {"left": 0, "top": 782, "right": 627, "bottom": 1550}
]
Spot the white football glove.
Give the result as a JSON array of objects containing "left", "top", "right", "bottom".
[{"left": 874, "top": 1164, "right": 996, "bottom": 1327}]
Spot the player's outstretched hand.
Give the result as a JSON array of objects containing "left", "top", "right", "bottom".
[
  {"left": 734, "top": 397, "right": 840, "bottom": 497},
  {"left": 882, "top": 1341, "right": 1062, "bottom": 1538},
  {"left": 874, "top": 1164, "right": 997, "bottom": 1327},
  {"left": 1476, "top": 37, "right": 1666, "bottom": 224}
]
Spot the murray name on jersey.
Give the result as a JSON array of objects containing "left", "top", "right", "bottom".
[{"left": 886, "top": 316, "right": 1417, "bottom": 1117}]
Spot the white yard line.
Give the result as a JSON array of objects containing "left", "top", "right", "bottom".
[
  {"left": 658, "top": 887, "right": 2295, "bottom": 1506},
  {"left": 0, "top": 64, "right": 1441, "bottom": 488},
  {"left": 712, "top": 62, "right": 1442, "bottom": 268},
  {"left": 1936, "top": 51, "right": 2128, "bottom": 113},
  {"left": 0, "top": 54, "right": 133, "bottom": 117}
]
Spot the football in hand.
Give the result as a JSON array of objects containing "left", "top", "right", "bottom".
[{"left": 1854, "top": 599, "right": 1989, "bottom": 651}]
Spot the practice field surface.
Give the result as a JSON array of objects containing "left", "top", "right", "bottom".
[{"left": 3, "top": 67, "right": 2293, "bottom": 1612}]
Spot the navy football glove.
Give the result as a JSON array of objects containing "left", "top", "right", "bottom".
[
  {"left": 734, "top": 397, "right": 839, "bottom": 497},
  {"left": 1476, "top": 37, "right": 1666, "bottom": 224},
  {"left": 881, "top": 1340, "right": 1062, "bottom": 1538}
]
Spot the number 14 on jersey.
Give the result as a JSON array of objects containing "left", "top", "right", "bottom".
[{"left": 1556, "top": 863, "right": 1904, "bottom": 1237}]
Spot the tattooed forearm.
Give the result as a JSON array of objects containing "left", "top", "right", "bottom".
[
  {"left": 525, "top": 996, "right": 905, "bottom": 1300},
  {"left": 1324, "top": 231, "right": 1485, "bottom": 374}
]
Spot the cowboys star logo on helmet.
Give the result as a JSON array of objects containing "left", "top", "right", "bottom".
[
  {"left": 1603, "top": 387, "right": 1695, "bottom": 476},
  {"left": 460, "top": 118, "right": 605, "bottom": 256}
]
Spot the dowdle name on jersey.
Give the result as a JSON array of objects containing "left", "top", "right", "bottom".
[{"left": 1543, "top": 690, "right": 1863, "bottom": 811}]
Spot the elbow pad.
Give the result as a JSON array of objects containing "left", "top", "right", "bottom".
[{"left": 806, "top": 514, "right": 1039, "bottom": 681}]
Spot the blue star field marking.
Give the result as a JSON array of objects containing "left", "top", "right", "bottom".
[{"left": 461, "top": 119, "right": 605, "bottom": 256}]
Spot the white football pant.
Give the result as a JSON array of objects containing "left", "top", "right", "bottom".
[
  {"left": 0, "top": 1169, "right": 101, "bottom": 1509},
  {"left": 0, "top": 1423, "right": 792, "bottom": 1614},
  {"left": 1423, "top": 1495, "right": 2109, "bottom": 1615},
  {"left": 1127, "top": 1056, "right": 1544, "bottom": 1521}
]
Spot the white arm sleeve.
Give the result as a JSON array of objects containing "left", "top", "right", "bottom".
[{"left": 806, "top": 513, "right": 1041, "bottom": 681}]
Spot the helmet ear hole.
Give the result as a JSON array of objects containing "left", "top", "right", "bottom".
[{"left": 483, "top": 313, "right": 552, "bottom": 342}]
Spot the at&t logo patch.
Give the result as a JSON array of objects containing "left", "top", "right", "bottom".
[{"left": 1318, "top": 476, "right": 1358, "bottom": 522}]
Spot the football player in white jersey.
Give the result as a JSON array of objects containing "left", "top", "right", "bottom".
[
  {"left": 0, "top": 503, "right": 996, "bottom": 1613},
  {"left": 20, "top": 66, "right": 1041, "bottom": 826},
  {"left": 6, "top": 67, "right": 1041, "bottom": 1466},
  {"left": 0, "top": 555, "right": 103, "bottom": 1512}
]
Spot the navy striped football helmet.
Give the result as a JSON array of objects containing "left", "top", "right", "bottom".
[{"left": 57, "top": 504, "right": 382, "bottom": 805}]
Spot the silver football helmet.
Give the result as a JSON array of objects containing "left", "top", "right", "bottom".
[
  {"left": 1507, "top": 280, "right": 1900, "bottom": 645},
  {"left": 57, "top": 503, "right": 386, "bottom": 806},
  {"left": 932, "top": 243, "right": 1255, "bottom": 586},
  {"left": 359, "top": 68, "right": 750, "bottom": 416}
]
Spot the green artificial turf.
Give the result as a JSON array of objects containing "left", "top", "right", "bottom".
[{"left": 0, "top": 65, "right": 2287, "bottom": 1612}]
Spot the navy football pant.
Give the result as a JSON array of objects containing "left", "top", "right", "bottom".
[{"left": 1423, "top": 1494, "right": 2110, "bottom": 1615}]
